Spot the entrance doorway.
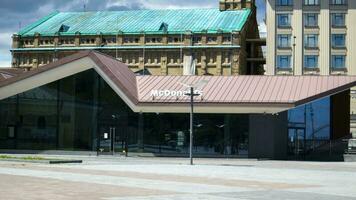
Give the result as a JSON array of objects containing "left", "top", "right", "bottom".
[
  {"left": 97, "top": 115, "right": 127, "bottom": 156},
  {"left": 288, "top": 128, "right": 306, "bottom": 159}
]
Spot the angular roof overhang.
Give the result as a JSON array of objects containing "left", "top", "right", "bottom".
[{"left": 1, "top": 51, "right": 356, "bottom": 114}]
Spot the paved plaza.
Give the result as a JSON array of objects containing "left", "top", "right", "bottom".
[{"left": 0, "top": 155, "right": 356, "bottom": 200}]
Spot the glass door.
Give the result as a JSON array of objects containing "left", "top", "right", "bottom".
[
  {"left": 288, "top": 128, "right": 306, "bottom": 159},
  {"left": 97, "top": 114, "right": 127, "bottom": 156},
  {"left": 98, "top": 124, "right": 115, "bottom": 155}
]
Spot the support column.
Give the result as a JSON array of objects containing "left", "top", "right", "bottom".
[
  {"left": 75, "top": 32, "right": 81, "bottom": 47},
  {"left": 91, "top": 73, "right": 99, "bottom": 151},
  {"left": 137, "top": 113, "right": 144, "bottom": 152},
  {"left": 201, "top": 31, "right": 207, "bottom": 45},
  {"left": 217, "top": 30, "right": 223, "bottom": 45},
  {"left": 224, "top": 115, "right": 231, "bottom": 155},
  {"left": 216, "top": 51, "right": 222, "bottom": 75},
  {"left": 231, "top": 49, "right": 240, "bottom": 75},
  {"left": 161, "top": 51, "right": 167, "bottom": 75},
  {"left": 34, "top": 33, "right": 40, "bottom": 48},
  {"left": 184, "top": 30, "right": 193, "bottom": 46},
  {"left": 201, "top": 51, "right": 207, "bottom": 75},
  {"left": 117, "top": 32, "right": 123, "bottom": 45},
  {"left": 95, "top": 32, "right": 102, "bottom": 46}
]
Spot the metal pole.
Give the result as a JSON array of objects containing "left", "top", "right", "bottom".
[
  {"left": 190, "top": 86, "right": 194, "bottom": 165},
  {"left": 112, "top": 127, "right": 115, "bottom": 155},
  {"left": 292, "top": 36, "right": 296, "bottom": 75}
]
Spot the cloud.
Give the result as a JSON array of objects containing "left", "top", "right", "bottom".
[{"left": 0, "top": 32, "right": 13, "bottom": 63}]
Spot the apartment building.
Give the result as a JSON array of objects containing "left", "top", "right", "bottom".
[{"left": 266, "top": 0, "right": 356, "bottom": 76}]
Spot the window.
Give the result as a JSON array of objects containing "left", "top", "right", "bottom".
[
  {"left": 277, "top": 55, "right": 292, "bottom": 69},
  {"left": 330, "top": 0, "right": 347, "bottom": 5},
  {"left": 80, "top": 38, "right": 95, "bottom": 45},
  {"left": 304, "top": 14, "right": 318, "bottom": 27},
  {"left": 193, "top": 36, "right": 202, "bottom": 43},
  {"left": 304, "top": 34, "right": 318, "bottom": 48},
  {"left": 277, "top": 14, "right": 291, "bottom": 28},
  {"left": 277, "top": 0, "right": 293, "bottom": 6},
  {"left": 145, "top": 37, "right": 162, "bottom": 43},
  {"left": 103, "top": 37, "right": 117, "bottom": 44},
  {"left": 332, "top": 34, "right": 346, "bottom": 48},
  {"left": 277, "top": 34, "right": 291, "bottom": 48},
  {"left": 124, "top": 37, "right": 140, "bottom": 44},
  {"left": 331, "top": 13, "right": 346, "bottom": 27},
  {"left": 207, "top": 36, "right": 217, "bottom": 43},
  {"left": 304, "top": 55, "right": 318, "bottom": 68},
  {"left": 168, "top": 36, "right": 182, "bottom": 43},
  {"left": 332, "top": 55, "right": 346, "bottom": 69},
  {"left": 304, "top": 0, "right": 319, "bottom": 5},
  {"left": 222, "top": 36, "right": 231, "bottom": 43}
]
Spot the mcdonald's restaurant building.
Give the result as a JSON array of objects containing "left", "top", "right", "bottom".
[{"left": 0, "top": 51, "right": 354, "bottom": 160}]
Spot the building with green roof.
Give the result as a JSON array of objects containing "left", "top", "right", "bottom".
[{"left": 11, "top": 0, "right": 264, "bottom": 75}]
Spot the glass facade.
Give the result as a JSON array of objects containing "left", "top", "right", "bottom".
[
  {"left": 0, "top": 69, "right": 348, "bottom": 159},
  {"left": 0, "top": 69, "right": 249, "bottom": 156},
  {"left": 288, "top": 97, "right": 331, "bottom": 156},
  {"left": 0, "top": 70, "right": 99, "bottom": 150}
]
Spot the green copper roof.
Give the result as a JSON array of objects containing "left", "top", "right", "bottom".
[{"left": 18, "top": 8, "right": 251, "bottom": 37}]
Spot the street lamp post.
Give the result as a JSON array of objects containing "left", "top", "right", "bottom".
[
  {"left": 189, "top": 86, "right": 194, "bottom": 165},
  {"left": 292, "top": 36, "right": 296, "bottom": 75},
  {"left": 186, "top": 86, "right": 200, "bottom": 165},
  {"left": 180, "top": 80, "right": 208, "bottom": 165}
]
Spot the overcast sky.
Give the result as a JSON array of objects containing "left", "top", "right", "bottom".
[{"left": 0, "top": 0, "right": 266, "bottom": 67}]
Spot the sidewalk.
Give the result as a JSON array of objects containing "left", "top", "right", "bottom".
[{"left": 0, "top": 154, "right": 356, "bottom": 199}]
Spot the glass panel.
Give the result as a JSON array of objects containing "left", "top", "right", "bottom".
[
  {"left": 289, "top": 97, "right": 330, "bottom": 140},
  {"left": 331, "top": 13, "right": 345, "bottom": 27},
  {"left": 16, "top": 83, "right": 58, "bottom": 150},
  {"left": 332, "top": 34, "right": 346, "bottom": 48},
  {"left": 288, "top": 128, "right": 306, "bottom": 157},
  {"left": 278, "top": 0, "right": 293, "bottom": 6},
  {"left": 277, "top": 55, "right": 291, "bottom": 69},
  {"left": 304, "top": 14, "right": 318, "bottom": 27},
  {"left": 304, "top": 55, "right": 318, "bottom": 68},
  {"left": 0, "top": 69, "right": 101, "bottom": 151},
  {"left": 332, "top": 55, "right": 346, "bottom": 69},
  {"left": 277, "top": 14, "right": 291, "bottom": 27},
  {"left": 304, "top": 0, "right": 319, "bottom": 5},
  {"left": 57, "top": 69, "right": 98, "bottom": 151},
  {"left": 330, "top": 0, "right": 347, "bottom": 5},
  {"left": 0, "top": 96, "right": 18, "bottom": 149},
  {"left": 288, "top": 98, "right": 331, "bottom": 158},
  {"left": 96, "top": 77, "right": 138, "bottom": 154},
  {"left": 304, "top": 34, "right": 318, "bottom": 48},
  {"left": 278, "top": 34, "right": 291, "bottom": 48}
]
